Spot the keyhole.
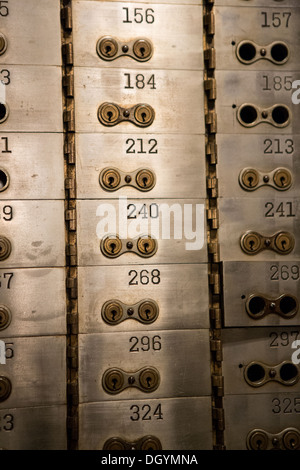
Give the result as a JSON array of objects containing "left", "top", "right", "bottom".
[
  {"left": 105, "top": 45, "right": 112, "bottom": 55},
  {"left": 289, "top": 439, "right": 296, "bottom": 448},
  {"left": 281, "top": 239, "right": 287, "bottom": 250},
  {"left": 280, "top": 176, "right": 286, "bottom": 186},
  {"left": 146, "top": 376, "right": 152, "bottom": 387},
  {"left": 143, "top": 177, "right": 148, "bottom": 187},
  {"left": 141, "top": 112, "right": 147, "bottom": 122},
  {"left": 256, "top": 439, "right": 262, "bottom": 450},
  {"left": 107, "top": 111, "right": 113, "bottom": 122},
  {"left": 110, "top": 242, "right": 116, "bottom": 253},
  {"left": 144, "top": 242, "right": 149, "bottom": 253},
  {"left": 249, "top": 240, "right": 255, "bottom": 251},
  {"left": 108, "top": 176, "right": 115, "bottom": 187},
  {"left": 139, "top": 47, "right": 145, "bottom": 57},
  {"left": 112, "top": 378, "right": 118, "bottom": 390},
  {"left": 145, "top": 309, "right": 150, "bottom": 319},
  {"left": 111, "top": 309, "right": 117, "bottom": 321},
  {"left": 247, "top": 176, "right": 253, "bottom": 187}
]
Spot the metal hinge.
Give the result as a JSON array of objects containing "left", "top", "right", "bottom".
[
  {"left": 204, "top": 78, "right": 216, "bottom": 101},
  {"left": 206, "top": 142, "right": 218, "bottom": 165},
  {"left": 207, "top": 208, "right": 219, "bottom": 229},
  {"left": 205, "top": 111, "right": 217, "bottom": 134},
  {"left": 207, "top": 176, "right": 218, "bottom": 198},
  {"left": 212, "top": 375, "right": 224, "bottom": 397},
  {"left": 204, "top": 12, "right": 215, "bottom": 35},
  {"left": 64, "top": 134, "right": 75, "bottom": 165},
  {"left": 204, "top": 48, "right": 216, "bottom": 69},
  {"left": 66, "top": 277, "right": 78, "bottom": 300},
  {"left": 212, "top": 407, "right": 225, "bottom": 431},
  {"left": 66, "top": 244, "right": 77, "bottom": 266},
  {"left": 65, "top": 208, "right": 76, "bottom": 231},
  {"left": 65, "top": 177, "right": 76, "bottom": 199},
  {"left": 61, "top": 6, "right": 72, "bottom": 31},
  {"left": 210, "top": 339, "right": 223, "bottom": 361},
  {"left": 63, "top": 73, "right": 74, "bottom": 98},
  {"left": 67, "top": 346, "right": 78, "bottom": 370},
  {"left": 67, "top": 382, "right": 79, "bottom": 406},
  {"left": 209, "top": 273, "right": 220, "bottom": 295},
  {"left": 210, "top": 307, "right": 222, "bottom": 329},
  {"left": 62, "top": 43, "right": 73, "bottom": 65},
  {"left": 63, "top": 108, "right": 75, "bottom": 132},
  {"left": 208, "top": 241, "right": 220, "bottom": 263}
]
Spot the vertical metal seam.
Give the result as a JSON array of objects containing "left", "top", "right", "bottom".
[
  {"left": 203, "top": 0, "right": 225, "bottom": 450},
  {"left": 61, "top": 0, "right": 79, "bottom": 450}
]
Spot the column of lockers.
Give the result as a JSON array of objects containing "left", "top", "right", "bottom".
[
  {"left": 72, "top": 0, "right": 213, "bottom": 449},
  {"left": 0, "top": 0, "right": 67, "bottom": 450},
  {"left": 214, "top": 0, "right": 300, "bottom": 450}
]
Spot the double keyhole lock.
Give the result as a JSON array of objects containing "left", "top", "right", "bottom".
[
  {"left": 103, "top": 366, "right": 160, "bottom": 394},
  {"left": 97, "top": 36, "right": 153, "bottom": 62},
  {"left": 100, "top": 168, "right": 155, "bottom": 192},
  {"left": 244, "top": 360, "right": 299, "bottom": 387},
  {"left": 240, "top": 168, "right": 292, "bottom": 191},
  {"left": 102, "top": 299, "right": 159, "bottom": 325},
  {"left": 101, "top": 235, "right": 157, "bottom": 259},
  {"left": 103, "top": 436, "right": 162, "bottom": 451},
  {"left": 245, "top": 294, "right": 298, "bottom": 320},
  {"left": 241, "top": 231, "right": 294, "bottom": 255},
  {"left": 98, "top": 102, "right": 155, "bottom": 128},
  {"left": 247, "top": 428, "right": 300, "bottom": 451}
]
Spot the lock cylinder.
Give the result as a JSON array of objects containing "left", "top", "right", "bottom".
[
  {"left": 0, "top": 305, "right": 11, "bottom": 330},
  {"left": 0, "top": 376, "right": 12, "bottom": 402},
  {"left": 0, "top": 236, "right": 11, "bottom": 261}
]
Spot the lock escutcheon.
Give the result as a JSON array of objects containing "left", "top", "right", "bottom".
[
  {"left": 102, "top": 301, "right": 123, "bottom": 325},
  {"left": 98, "top": 103, "right": 120, "bottom": 125},
  {"left": 274, "top": 232, "right": 294, "bottom": 254},
  {"left": 248, "top": 430, "right": 268, "bottom": 450},
  {"left": 134, "top": 105, "right": 154, "bottom": 125},
  {"left": 136, "top": 169, "right": 155, "bottom": 190},
  {"left": 101, "top": 236, "right": 122, "bottom": 257},
  {"left": 103, "top": 369, "right": 124, "bottom": 393},
  {"left": 133, "top": 39, "right": 152, "bottom": 60},
  {"left": 139, "top": 367, "right": 160, "bottom": 392},
  {"left": 283, "top": 430, "right": 300, "bottom": 450},
  {"left": 241, "top": 232, "right": 262, "bottom": 254},
  {"left": 101, "top": 168, "right": 121, "bottom": 190},
  {"left": 97, "top": 37, "right": 118, "bottom": 59},
  {"left": 137, "top": 236, "right": 157, "bottom": 256},
  {"left": 138, "top": 301, "right": 158, "bottom": 323},
  {"left": 273, "top": 169, "right": 292, "bottom": 190}
]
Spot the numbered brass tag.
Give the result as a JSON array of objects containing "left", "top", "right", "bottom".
[
  {"left": 245, "top": 294, "right": 298, "bottom": 320},
  {"left": 240, "top": 231, "right": 295, "bottom": 255},
  {"left": 102, "top": 366, "right": 160, "bottom": 394},
  {"left": 100, "top": 167, "right": 156, "bottom": 192},
  {"left": 102, "top": 299, "right": 159, "bottom": 325},
  {"left": 97, "top": 36, "right": 153, "bottom": 62},
  {"left": 98, "top": 102, "right": 155, "bottom": 128},
  {"left": 244, "top": 360, "right": 299, "bottom": 387},
  {"left": 237, "top": 103, "right": 290, "bottom": 128},
  {"left": 236, "top": 40, "right": 289, "bottom": 65},
  {"left": 239, "top": 168, "right": 292, "bottom": 191},
  {"left": 247, "top": 428, "right": 300, "bottom": 450},
  {"left": 101, "top": 235, "right": 157, "bottom": 259},
  {"left": 103, "top": 435, "right": 162, "bottom": 450}
]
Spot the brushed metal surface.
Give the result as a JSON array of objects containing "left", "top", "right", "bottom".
[
  {"left": 0, "top": 0, "right": 61, "bottom": 66},
  {"left": 0, "top": 133, "right": 64, "bottom": 200},
  {"left": 217, "top": 134, "right": 300, "bottom": 198},
  {"left": 215, "top": 1, "right": 299, "bottom": 6},
  {"left": 78, "top": 264, "right": 209, "bottom": 333},
  {"left": 215, "top": 70, "right": 299, "bottom": 135},
  {"left": 0, "top": 405, "right": 67, "bottom": 450},
  {"left": 0, "top": 268, "right": 66, "bottom": 337},
  {"left": 223, "top": 261, "right": 300, "bottom": 327},
  {"left": 79, "top": 330, "right": 211, "bottom": 402},
  {"left": 0, "top": 66, "right": 62, "bottom": 132},
  {"left": 76, "top": 133, "right": 206, "bottom": 199},
  {"left": 78, "top": 397, "right": 212, "bottom": 450},
  {"left": 219, "top": 197, "right": 300, "bottom": 261},
  {"left": 224, "top": 393, "right": 300, "bottom": 450},
  {"left": 222, "top": 327, "right": 300, "bottom": 395},
  {"left": 77, "top": 199, "right": 207, "bottom": 266},
  {"left": 74, "top": 68, "right": 205, "bottom": 134},
  {"left": 73, "top": 2, "right": 203, "bottom": 70},
  {"left": 0, "top": 200, "right": 65, "bottom": 268},
  {"left": 0, "top": 336, "right": 66, "bottom": 409},
  {"left": 215, "top": 7, "right": 300, "bottom": 70}
]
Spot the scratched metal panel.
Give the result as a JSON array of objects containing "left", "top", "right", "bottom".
[
  {"left": 77, "top": 199, "right": 207, "bottom": 266},
  {"left": 73, "top": 2, "right": 203, "bottom": 70},
  {"left": 215, "top": 70, "right": 299, "bottom": 135},
  {"left": 74, "top": 68, "right": 205, "bottom": 134},
  {"left": 79, "top": 330, "right": 211, "bottom": 402},
  {"left": 0, "top": 0, "right": 61, "bottom": 66},
  {"left": 0, "top": 66, "right": 62, "bottom": 132},
  {"left": 76, "top": 134, "right": 206, "bottom": 199},
  {"left": 0, "top": 336, "right": 66, "bottom": 409},
  {"left": 0, "top": 200, "right": 65, "bottom": 268},
  {"left": 0, "top": 405, "right": 67, "bottom": 450},
  {"left": 224, "top": 393, "right": 300, "bottom": 450},
  {"left": 223, "top": 261, "right": 300, "bottom": 327},
  {"left": 215, "top": 1, "right": 299, "bottom": 6},
  {"left": 0, "top": 133, "right": 64, "bottom": 200},
  {"left": 215, "top": 7, "right": 300, "bottom": 70},
  {"left": 217, "top": 134, "right": 300, "bottom": 199},
  {"left": 222, "top": 327, "right": 300, "bottom": 395},
  {"left": 78, "top": 398, "right": 212, "bottom": 450},
  {"left": 0, "top": 268, "right": 66, "bottom": 338},
  {"left": 78, "top": 264, "right": 209, "bottom": 333},
  {"left": 219, "top": 197, "right": 300, "bottom": 261}
]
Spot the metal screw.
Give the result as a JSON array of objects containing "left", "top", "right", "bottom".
[
  {"left": 125, "top": 175, "right": 132, "bottom": 184},
  {"left": 260, "top": 48, "right": 267, "bottom": 56},
  {"left": 262, "top": 111, "right": 268, "bottom": 119},
  {"left": 127, "top": 308, "right": 134, "bottom": 316},
  {"left": 269, "top": 369, "right": 276, "bottom": 378},
  {"left": 122, "top": 45, "right": 129, "bottom": 53},
  {"left": 126, "top": 241, "right": 133, "bottom": 250},
  {"left": 263, "top": 175, "right": 269, "bottom": 183}
]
